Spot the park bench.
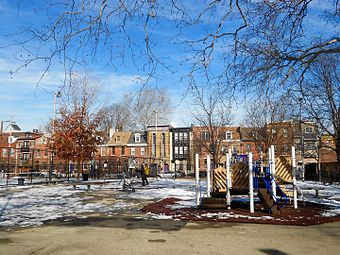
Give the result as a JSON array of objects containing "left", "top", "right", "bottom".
[{"left": 70, "top": 181, "right": 108, "bottom": 190}]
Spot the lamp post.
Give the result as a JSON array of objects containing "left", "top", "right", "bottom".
[
  {"left": 153, "top": 110, "right": 158, "bottom": 162},
  {"left": 298, "top": 97, "right": 305, "bottom": 181},
  {"left": 4, "top": 120, "right": 13, "bottom": 186},
  {"left": 52, "top": 91, "right": 62, "bottom": 133},
  {"left": 50, "top": 91, "right": 62, "bottom": 180}
]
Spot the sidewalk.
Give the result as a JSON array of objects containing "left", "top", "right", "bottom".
[{"left": 1, "top": 219, "right": 340, "bottom": 254}]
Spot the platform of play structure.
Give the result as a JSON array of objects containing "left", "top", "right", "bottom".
[{"left": 197, "top": 146, "right": 300, "bottom": 215}]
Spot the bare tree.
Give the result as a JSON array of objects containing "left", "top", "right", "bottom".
[
  {"left": 97, "top": 87, "right": 172, "bottom": 133},
  {"left": 243, "top": 93, "right": 295, "bottom": 155},
  {"left": 5, "top": 1, "right": 338, "bottom": 88},
  {"left": 97, "top": 95, "right": 134, "bottom": 139},
  {"left": 299, "top": 55, "right": 340, "bottom": 162},
  {"left": 133, "top": 88, "right": 172, "bottom": 130},
  {"left": 53, "top": 74, "right": 101, "bottom": 176},
  {"left": 190, "top": 83, "right": 233, "bottom": 167}
]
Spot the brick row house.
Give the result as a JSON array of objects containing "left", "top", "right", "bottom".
[
  {"left": 2, "top": 120, "right": 336, "bottom": 180},
  {"left": 0, "top": 125, "right": 53, "bottom": 176}
]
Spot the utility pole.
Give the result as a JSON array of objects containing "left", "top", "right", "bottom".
[
  {"left": 5, "top": 119, "right": 14, "bottom": 186},
  {"left": 298, "top": 97, "right": 305, "bottom": 181},
  {"left": 51, "top": 91, "right": 62, "bottom": 180}
]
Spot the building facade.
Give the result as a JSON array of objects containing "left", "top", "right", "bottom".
[{"left": 170, "top": 127, "right": 192, "bottom": 175}]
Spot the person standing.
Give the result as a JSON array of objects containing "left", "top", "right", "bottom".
[{"left": 141, "top": 164, "right": 149, "bottom": 186}]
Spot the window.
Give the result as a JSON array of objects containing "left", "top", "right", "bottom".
[
  {"left": 179, "top": 146, "right": 183, "bottom": 155},
  {"left": 304, "top": 141, "right": 316, "bottom": 150},
  {"left": 251, "top": 131, "right": 257, "bottom": 139},
  {"left": 141, "top": 147, "right": 145, "bottom": 156},
  {"left": 183, "top": 132, "right": 188, "bottom": 141},
  {"left": 161, "top": 133, "right": 166, "bottom": 157},
  {"left": 23, "top": 153, "right": 29, "bottom": 161},
  {"left": 272, "top": 127, "right": 276, "bottom": 134},
  {"left": 10, "top": 148, "right": 14, "bottom": 156},
  {"left": 121, "top": 147, "right": 125, "bottom": 155},
  {"left": 44, "top": 149, "right": 48, "bottom": 157},
  {"left": 23, "top": 141, "right": 30, "bottom": 148},
  {"left": 226, "top": 131, "right": 232, "bottom": 140},
  {"left": 152, "top": 133, "right": 156, "bottom": 157},
  {"left": 305, "top": 127, "right": 313, "bottom": 133},
  {"left": 36, "top": 149, "right": 40, "bottom": 158},
  {"left": 233, "top": 146, "right": 237, "bottom": 154},
  {"left": 116, "top": 136, "right": 121, "bottom": 142},
  {"left": 175, "top": 146, "right": 179, "bottom": 155},
  {"left": 134, "top": 134, "right": 141, "bottom": 143},
  {"left": 111, "top": 147, "right": 115, "bottom": 156},
  {"left": 184, "top": 146, "right": 188, "bottom": 155},
  {"left": 3, "top": 148, "right": 7, "bottom": 156},
  {"left": 131, "top": 147, "right": 135, "bottom": 156},
  {"left": 247, "top": 144, "right": 251, "bottom": 152},
  {"left": 283, "top": 128, "right": 288, "bottom": 137},
  {"left": 174, "top": 132, "right": 179, "bottom": 142},
  {"left": 201, "top": 131, "right": 210, "bottom": 140},
  {"left": 179, "top": 132, "right": 183, "bottom": 141}
]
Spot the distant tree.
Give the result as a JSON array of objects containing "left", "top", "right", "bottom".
[
  {"left": 190, "top": 83, "right": 232, "bottom": 168},
  {"left": 97, "top": 88, "right": 172, "bottom": 133},
  {"left": 133, "top": 88, "right": 172, "bottom": 130},
  {"left": 243, "top": 94, "right": 295, "bottom": 155},
  {"left": 298, "top": 55, "right": 340, "bottom": 162},
  {"left": 52, "top": 75, "right": 101, "bottom": 175},
  {"left": 96, "top": 95, "right": 134, "bottom": 140}
]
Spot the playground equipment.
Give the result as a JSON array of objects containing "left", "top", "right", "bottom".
[{"left": 197, "top": 146, "right": 300, "bottom": 215}]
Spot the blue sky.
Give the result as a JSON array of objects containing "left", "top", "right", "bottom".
[
  {"left": 0, "top": 0, "right": 337, "bottom": 132},
  {"left": 0, "top": 0, "right": 198, "bottom": 131}
]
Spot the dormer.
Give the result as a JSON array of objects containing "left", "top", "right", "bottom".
[
  {"left": 226, "top": 131, "right": 233, "bottom": 140},
  {"left": 134, "top": 133, "right": 141, "bottom": 143}
]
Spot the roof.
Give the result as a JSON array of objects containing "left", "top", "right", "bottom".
[
  {"left": 127, "top": 131, "right": 147, "bottom": 145},
  {"left": 1, "top": 123, "right": 21, "bottom": 132},
  {"left": 16, "top": 132, "right": 43, "bottom": 141},
  {"left": 239, "top": 127, "right": 264, "bottom": 141},
  {"left": 108, "top": 131, "right": 132, "bottom": 146},
  {"left": 147, "top": 124, "right": 173, "bottom": 131}
]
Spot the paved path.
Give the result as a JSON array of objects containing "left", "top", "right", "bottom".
[{"left": 1, "top": 218, "right": 339, "bottom": 255}]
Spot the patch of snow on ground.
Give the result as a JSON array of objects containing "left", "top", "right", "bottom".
[{"left": 1, "top": 177, "right": 340, "bottom": 229}]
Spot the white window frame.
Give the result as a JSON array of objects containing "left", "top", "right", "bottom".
[
  {"left": 131, "top": 147, "right": 136, "bottom": 156},
  {"left": 134, "top": 134, "right": 141, "bottom": 143},
  {"left": 305, "top": 127, "right": 313, "bottom": 133},
  {"left": 226, "top": 131, "right": 232, "bottom": 140}
]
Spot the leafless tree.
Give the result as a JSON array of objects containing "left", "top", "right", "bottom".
[
  {"left": 97, "top": 95, "right": 134, "bottom": 139},
  {"left": 298, "top": 55, "right": 340, "bottom": 162},
  {"left": 243, "top": 93, "right": 295, "bottom": 155},
  {"left": 190, "top": 82, "right": 233, "bottom": 167},
  {"left": 133, "top": 88, "right": 172, "bottom": 130},
  {"left": 5, "top": 1, "right": 338, "bottom": 89},
  {"left": 97, "top": 87, "right": 172, "bottom": 133}
]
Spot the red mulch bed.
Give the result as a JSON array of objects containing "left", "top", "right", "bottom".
[{"left": 141, "top": 198, "right": 340, "bottom": 226}]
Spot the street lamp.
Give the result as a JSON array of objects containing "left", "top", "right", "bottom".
[
  {"left": 51, "top": 91, "right": 62, "bottom": 180},
  {"left": 153, "top": 110, "right": 158, "bottom": 161},
  {"left": 53, "top": 91, "right": 62, "bottom": 133},
  {"left": 3, "top": 120, "right": 13, "bottom": 186},
  {"left": 298, "top": 97, "right": 305, "bottom": 181}
]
